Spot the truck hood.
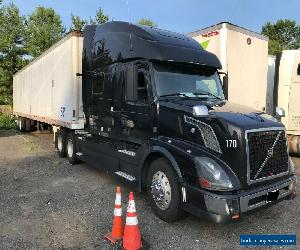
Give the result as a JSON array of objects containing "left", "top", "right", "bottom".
[
  {"left": 158, "top": 99, "right": 282, "bottom": 130},
  {"left": 158, "top": 99, "right": 285, "bottom": 188}
]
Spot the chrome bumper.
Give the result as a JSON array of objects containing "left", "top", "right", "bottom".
[{"left": 240, "top": 177, "right": 296, "bottom": 212}]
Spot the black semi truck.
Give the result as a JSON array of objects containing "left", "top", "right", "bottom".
[{"left": 14, "top": 22, "right": 296, "bottom": 223}]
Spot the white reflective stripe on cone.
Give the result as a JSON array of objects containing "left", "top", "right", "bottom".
[
  {"left": 126, "top": 216, "right": 138, "bottom": 225},
  {"left": 115, "top": 193, "right": 121, "bottom": 205},
  {"left": 127, "top": 200, "right": 136, "bottom": 213},
  {"left": 114, "top": 208, "right": 122, "bottom": 216}
]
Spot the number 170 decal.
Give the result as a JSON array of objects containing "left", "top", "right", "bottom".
[{"left": 226, "top": 139, "right": 237, "bottom": 148}]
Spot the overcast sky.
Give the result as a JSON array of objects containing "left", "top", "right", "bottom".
[{"left": 3, "top": 0, "right": 300, "bottom": 34}]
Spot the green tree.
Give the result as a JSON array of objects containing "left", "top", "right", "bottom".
[
  {"left": 73, "top": 7, "right": 109, "bottom": 30},
  {"left": 88, "top": 7, "right": 109, "bottom": 25},
  {"left": 25, "top": 6, "right": 65, "bottom": 58},
  {"left": 71, "top": 14, "right": 87, "bottom": 31},
  {"left": 0, "top": 3, "right": 27, "bottom": 104},
  {"left": 95, "top": 7, "right": 109, "bottom": 24},
  {"left": 261, "top": 19, "right": 300, "bottom": 55},
  {"left": 137, "top": 18, "right": 156, "bottom": 27}
]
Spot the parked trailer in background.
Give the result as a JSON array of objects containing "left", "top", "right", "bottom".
[
  {"left": 13, "top": 31, "right": 84, "bottom": 133},
  {"left": 189, "top": 23, "right": 300, "bottom": 153},
  {"left": 268, "top": 51, "right": 300, "bottom": 153},
  {"left": 188, "top": 22, "right": 269, "bottom": 113}
]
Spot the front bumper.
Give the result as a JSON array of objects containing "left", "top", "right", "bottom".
[{"left": 182, "top": 176, "right": 297, "bottom": 223}]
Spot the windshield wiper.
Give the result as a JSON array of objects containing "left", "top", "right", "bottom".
[
  {"left": 160, "top": 93, "right": 190, "bottom": 98},
  {"left": 193, "top": 91, "right": 224, "bottom": 101}
]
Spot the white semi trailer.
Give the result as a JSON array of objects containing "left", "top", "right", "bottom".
[
  {"left": 268, "top": 51, "right": 300, "bottom": 153},
  {"left": 13, "top": 31, "right": 84, "bottom": 133},
  {"left": 188, "top": 22, "right": 269, "bottom": 112},
  {"left": 189, "top": 23, "right": 300, "bottom": 153}
]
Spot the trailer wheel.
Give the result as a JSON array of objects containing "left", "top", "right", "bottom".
[
  {"left": 66, "top": 133, "right": 79, "bottom": 164},
  {"left": 57, "top": 130, "right": 66, "bottom": 157},
  {"left": 17, "top": 117, "right": 26, "bottom": 132},
  {"left": 146, "top": 158, "right": 182, "bottom": 222},
  {"left": 25, "top": 118, "right": 31, "bottom": 132}
]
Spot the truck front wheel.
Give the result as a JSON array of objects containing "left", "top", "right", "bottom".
[
  {"left": 66, "top": 133, "right": 79, "bottom": 164},
  {"left": 146, "top": 158, "right": 182, "bottom": 222}
]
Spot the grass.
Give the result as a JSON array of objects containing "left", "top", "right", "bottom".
[{"left": 0, "top": 114, "right": 16, "bottom": 130}]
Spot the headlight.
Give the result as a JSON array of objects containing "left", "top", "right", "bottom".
[
  {"left": 289, "top": 157, "right": 295, "bottom": 174},
  {"left": 195, "top": 157, "right": 234, "bottom": 191}
]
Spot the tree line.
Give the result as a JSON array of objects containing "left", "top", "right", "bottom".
[{"left": 0, "top": 0, "right": 299, "bottom": 105}]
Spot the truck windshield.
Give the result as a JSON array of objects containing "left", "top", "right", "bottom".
[{"left": 153, "top": 63, "right": 225, "bottom": 100}]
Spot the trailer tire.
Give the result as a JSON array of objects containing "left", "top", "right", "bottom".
[
  {"left": 57, "top": 130, "right": 67, "bottom": 157},
  {"left": 146, "top": 158, "right": 182, "bottom": 222},
  {"left": 17, "top": 117, "right": 26, "bottom": 132},
  {"left": 66, "top": 133, "right": 79, "bottom": 164},
  {"left": 25, "top": 118, "right": 31, "bottom": 132}
]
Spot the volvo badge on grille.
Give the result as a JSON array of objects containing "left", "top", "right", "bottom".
[
  {"left": 254, "top": 131, "right": 282, "bottom": 179},
  {"left": 267, "top": 148, "right": 274, "bottom": 158}
]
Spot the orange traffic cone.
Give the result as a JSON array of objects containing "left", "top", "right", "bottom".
[
  {"left": 104, "top": 186, "right": 124, "bottom": 244},
  {"left": 123, "top": 192, "right": 142, "bottom": 250}
]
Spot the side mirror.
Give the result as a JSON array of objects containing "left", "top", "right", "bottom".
[
  {"left": 218, "top": 71, "right": 228, "bottom": 100},
  {"left": 275, "top": 107, "right": 285, "bottom": 118},
  {"left": 193, "top": 105, "right": 209, "bottom": 117},
  {"left": 222, "top": 75, "right": 228, "bottom": 100}
]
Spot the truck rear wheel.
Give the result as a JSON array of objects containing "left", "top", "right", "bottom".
[
  {"left": 57, "top": 130, "right": 66, "bottom": 157},
  {"left": 146, "top": 158, "right": 182, "bottom": 222},
  {"left": 66, "top": 133, "right": 79, "bottom": 164}
]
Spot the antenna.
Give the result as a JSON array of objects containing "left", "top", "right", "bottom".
[{"left": 126, "top": 0, "right": 131, "bottom": 22}]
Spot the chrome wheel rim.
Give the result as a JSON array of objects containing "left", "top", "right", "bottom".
[
  {"left": 150, "top": 171, "right": 171, "bottom": 210},
  {"left": 67, "top": 139, "right": 73, "bottom": 158},
  {"left": 57, "top": 135, "right": 63, "bottom": 152}
]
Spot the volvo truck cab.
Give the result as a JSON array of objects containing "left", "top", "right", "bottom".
[{"left": 59, "top": 22, "right": 296, "bottom": 223}]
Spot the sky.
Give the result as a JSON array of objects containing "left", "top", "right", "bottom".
[{"left": 2, "top": 0, "right": 300, "bottom": 34}]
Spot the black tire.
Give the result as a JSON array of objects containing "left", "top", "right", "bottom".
[
  {"left": 17, "top": 117, "right": 26, "bottom": 132},
  {"left": 57, "top": 130, "right": 67, "bottom": 157},
  {"left": 25, "top": 118, "right": 31, "bottom": 132},
  {"left": 146, "top": 158, "right": 182, "bottom": 222},
  {"left": 66, "top": 132, "right": 79, "bottom": 164}
]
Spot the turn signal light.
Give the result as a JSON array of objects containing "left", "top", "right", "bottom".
[
  {"left": 231, "top": 214, "right": 240, "bottom": 220},
  {"left": 199, "top": 177, "right": 211, "bottom": 189}
]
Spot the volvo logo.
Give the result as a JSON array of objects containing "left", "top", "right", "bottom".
[
  {"left": 254, "top": 131, "right": 282, "bottom": 180},
  {"left": 267, "top": 147, "right": 274, "bottom": 158}
]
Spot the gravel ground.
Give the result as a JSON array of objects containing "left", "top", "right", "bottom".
[{"left": 0, "top": 130, "right": 299, "bottom": 250}]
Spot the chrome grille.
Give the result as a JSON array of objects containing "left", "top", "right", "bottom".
[{"left": 246, "top": 128, "right": 289, "bottom": 184}]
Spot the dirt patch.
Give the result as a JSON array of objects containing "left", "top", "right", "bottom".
[{"left": 45, "top": 210, "right": 92, "bottom": 249}]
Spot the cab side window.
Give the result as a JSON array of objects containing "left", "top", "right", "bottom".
[
  {"left": 137, "top": 70, "right": 148, "bottom": 101},
  {"left": 92, "top": 72, "right": 105, "bottom": 94},
  {"left": 125, "top": 63, "right": 149, "bottom": 103}
]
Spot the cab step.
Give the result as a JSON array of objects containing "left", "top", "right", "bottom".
[{"left": 115, "top": 171, "right": 136, "bottom": 182}]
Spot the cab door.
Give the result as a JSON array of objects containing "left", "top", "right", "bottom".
[
  {"left": 81, "top": 65, "right": 120, "bottom": 173},
  {"left": 118, "top": 62, "right": 155, "bottom": 177}
]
